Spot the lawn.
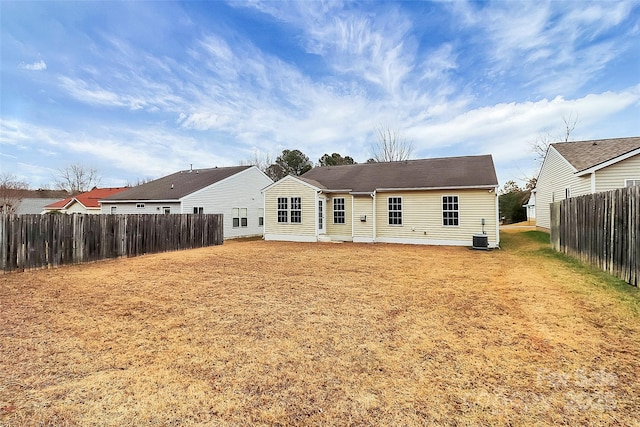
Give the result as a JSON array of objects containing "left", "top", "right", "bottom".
[{"left": 1, "top": 229, "right": 639, "bottom": 426}]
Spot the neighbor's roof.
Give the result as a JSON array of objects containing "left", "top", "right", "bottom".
[
  {"left": 299, "top": 155, "right": 498, "bottom": 193},
  {"left": 17, "top": 198, "right": 62, "bottom": 214},
  {"left": 551, "top": 136, "right": 640, "bottom": 172},
  {"left": 104, "top": 166, "right": 252, "bottom": 201},
  {"left": 45, "top": 187, "right": 130, "bottom": 209}
]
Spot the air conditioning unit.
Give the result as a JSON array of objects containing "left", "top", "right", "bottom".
[{"left": 472, "top": 234, "right": 489, "bottom": 250}]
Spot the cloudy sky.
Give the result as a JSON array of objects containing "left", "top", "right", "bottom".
[{"left": 1, "top": 1, "right": 639, "bottom": 189}]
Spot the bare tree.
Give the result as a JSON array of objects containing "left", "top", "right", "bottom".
[
  {"left": 54, "top": 163, "right": 101, "bottom": 195},
  {"left": 531, "top": 113, "right": 578, "bottom": 164},
  {"left": 0, "top": 173, "right": 29, "bottom": 213},
  {"left": 371, "top": 126, "right": 414, "bottom": 162},
  {"left": 240, "top": 149, "right": 274, "bottom": 174}
]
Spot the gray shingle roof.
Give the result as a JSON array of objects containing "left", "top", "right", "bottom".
[
  {"left": 300, "top": 155, "right": 498, "bottom": 193},
  {"left": 551, "top": 137, "right": 640, "bottom": 172},
  {"left": 104, "top": 166, "right": 251, "bottom": 201},
  {"left": 16, "top": 198, "right": 62, "bottom": 214}
]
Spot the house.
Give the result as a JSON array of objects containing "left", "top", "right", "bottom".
[
  {"left": 263, "top": 155, "right": 499, "bottom": 247},
  {"left": 523, "top": 190, "right": 536, "bottom": 223},
  {"left": 535, "top": 136, "right": 640, "bottom": 231},
  {"left": 100, "top": 165, "right": 273, "bottom": 239},
  {"left": 17, "top": 198, "right": 64, "bottom": 214},
  {"left": 43, "top": 187, "right": 129, "bottom": 214}
]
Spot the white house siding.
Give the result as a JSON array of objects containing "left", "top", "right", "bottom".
[
  {"left": 352, "top": 195, "right": 374, "bottom": 243},
  {"left": 326, "top": 193, "right": 353, "bottom": 241},
  {"left": 182, "top": 167, "right": 272, "bottom": 239},
  {"left": 264, "top": 178, "right": 317, "bottom": 242},
  {"left": 535, "top": 147, "right": 579, "bottom": 230},
  {"left": 101, "top": 202, "right": 180, "bottom": 215},
  {"left": 374, "top": 189, "right": 498, "bottom": 247},
  {"left": 594, "top": 154, "right": 640, "bottom": 192}
]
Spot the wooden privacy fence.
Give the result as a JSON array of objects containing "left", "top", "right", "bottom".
[
  {"left": 0, "top": 213, "right": 223, "bottom": 272},
  {"left": 550, "top": 186, "right": 639, "bottom": 287}
]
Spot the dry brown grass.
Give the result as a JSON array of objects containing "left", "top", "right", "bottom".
[{"left": 1, "top": 229, "right": 639, "bottom": 426}]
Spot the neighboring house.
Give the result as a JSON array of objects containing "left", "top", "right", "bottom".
[
  {"left": 535, "top": 136, "right": 640, "bottom": 231},
  {"left": 263, "top": 155, "right": 500, "bottom": 247},
  {"left": 523, "top": 190, "right": 536, "bottom": 222},
  {"left": 100, "top": 166, "right": 273, "bottom": 239},
  {"left": 17, "top": 198, "right": 63, "bottom": 214},
  {"left": 43, "top": 187, "right": 129, "bottom": 214}
]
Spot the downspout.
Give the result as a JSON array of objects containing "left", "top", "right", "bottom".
[
  {"left": 351, "top": 194, "right": 355, "bottom": 241},
  {"left": 494, "top": 186, "right": 500, "bottom": 248},
  {"left": 262, "top": 190, "right": 266, "bottom": 240},
  {"left": 315, "top": 190, "right": 320, "bottom": 239},
  {"left": 371, "top": 191, "right": 376, "bottom": 243}
]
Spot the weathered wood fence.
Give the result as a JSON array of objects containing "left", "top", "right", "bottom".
[
  {"left": 0, "top": 214, "right": 223, "bottom": 272},
  {"left": 550, "top": 186, "right": 639, "bottom": 287}
]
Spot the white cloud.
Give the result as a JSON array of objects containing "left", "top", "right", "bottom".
[{"left": 19, "top": 60, "right": 47, "bottom": 71}]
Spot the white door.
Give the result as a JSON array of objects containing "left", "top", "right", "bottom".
[{"left": 318, "top": 198, "right": 326, "bottom": 234}]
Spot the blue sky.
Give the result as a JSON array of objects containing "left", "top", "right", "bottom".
[{"left": 1, "top": 1, "right": 639, "bottom": 189}]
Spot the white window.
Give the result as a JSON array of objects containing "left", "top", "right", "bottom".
[
  {"left": 232, "top": 208, "right": 247, "bottom": 227},
  {"left": 136, "top": 203, "right": 145, "bottom": 209},
  {"left": 110, "top": 206, "right": 117, "bottom": 214},
  {"left": 277, "top": 198, "right": 288, "bottom": 223},
  {"left": 163, "top": 207, "right": 171, "bottom": 214},
  {"left": 240, "top": 208, "right": 248, "bottom": 227},
  {"left": 290, "top": 197, "right": 302, "bottom": 223},
  {"left": 333, "top": 198, "right": 345, "bottom": 224},
  {"left": 442, "top": 195, "right": 459, "bottom": 226},
  {"left": 625, "top": 179, "right": 640, "bottom": 187},
  {"left": 193, "top": 207, "right": 204, "bottom": 214},
  {"left": 388, "top": 197, "right": 402, "bottom": 225},
  {"left": 258, "top": 208, "right": 264, "bottom": 226}
]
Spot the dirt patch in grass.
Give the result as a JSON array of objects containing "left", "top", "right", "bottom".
[{"left": 1, "top": 230, "right": 639, "bottom": 426}]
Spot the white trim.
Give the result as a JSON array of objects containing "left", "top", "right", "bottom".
[
  {"left": 575, "top": 148, "right": 640, "bottom": 176},
  {"left": 372, "top": 191, "right": 376, "bottom": 241},
  {"left": 264, "top": 233, "right": 317, "bottom": 243},
  {"left": 375, "top": 185, "right": 497, "bottom": 192},
  {"left": 350, "top": 194, "right": 355, "bottom": 239},
  {"left": 353, "top": 237, "right": 375, "bottom": 243},
  {"left": 375, "top": 236, "right": 494, "bottom": 247},
  {"left": 590, "top": 173, "right": 596, "bottom": 193},
  {"left": 262, "top": 174, "right": 322, "bottom": 192},
  {"left": 326, "top": 234, "right": 353, "bottom": 242},
  {"left": 100, "top": 199, "right": 178, "bottom": 204},
  {"left": 495, "top": 189, "right": 500, "bottom": 247}
]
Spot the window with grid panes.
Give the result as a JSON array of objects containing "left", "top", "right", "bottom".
[
  {"left": 277, "top": 198, "right": 288, "bottom": 223},
  {"left": 290, "top": 197, "right": 302, "bottom": 223},
  {"left": 442, "top": 195, "right": 459, "bottom": 226},
  {"left": 333, "top": 198, "right": 345, "bottom": 224},
  {"left": 388, "top": 197, "right": 402, "bottom": 225}
]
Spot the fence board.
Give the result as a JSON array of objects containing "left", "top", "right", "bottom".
[
  {"left": 0, "top": 213, "right": 223, "bottom": 272},
  {"left": 550, "top": 186, "right": 639, "bottom": 287}
]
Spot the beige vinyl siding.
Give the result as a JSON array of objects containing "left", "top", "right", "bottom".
[
  {"left": 264, "top": 179, "right": 316, "bottom": 238},
  {"left": 65, "top": 202, "right": 93, "bottom": 214},
  {"left": 352, "top": 195, "right": 374, "bottom": 240},
  {"left": 374, "top": 189, "right": 497, "bottom": 246},
  {"left": 572, "top": 176, "right": 592, "bottom": 196},
  {"left": 326, "top": 193, "right": 352, "bottom": 240},
  {"left": 594, "top": 154, "right": 640, "bottom": 192},
  {"left": 535, "top": 147, "right": 579, "bottom": 230}
]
